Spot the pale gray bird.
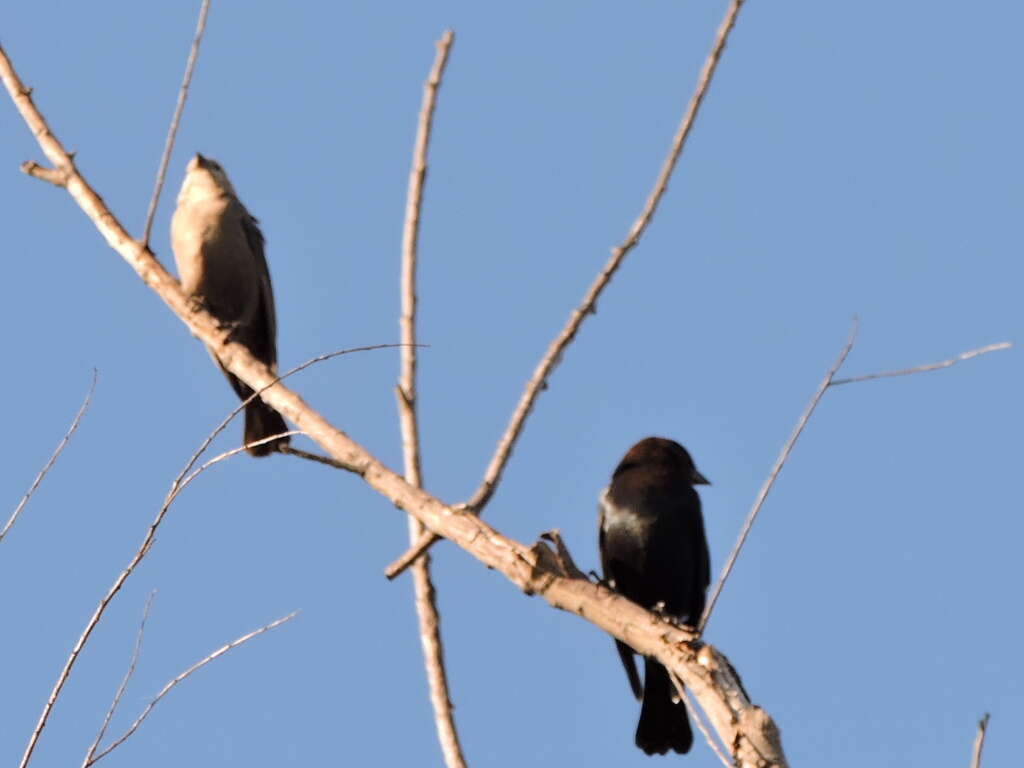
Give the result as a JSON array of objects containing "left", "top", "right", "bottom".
[{"left": 171, "top": 153, "right": 289, "bottom": 457}]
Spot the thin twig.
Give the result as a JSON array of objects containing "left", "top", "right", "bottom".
[
  {"left": 1, "top": 369, "right": 96, "bottom": 545},
  {"left": 271, "top": 343, "right": 417, "bottom": 472},
  {"left": 398, "top": 30, "right": 455, "bottom": 484},
  {"left": 700, "top": 327, "right": 1013, "bottom": 633},
  {"left": 17, "top": 422, "right": 287, "bottom": 768},
  {"left": 81, "top": 591, "right": 157, "bottom": 768},
  {"left": 395, "top": 30, "right": 467, "bottom": 768},
  {"left": 141, "top": 0, "right": 211, "bottom": 247},
  {"left": 387, "top": 0, "right": 749, "bottom": 579},
  {"left": 831, "top": 342, "right": 1011, "bottom": 386},
  {"left": 278, "top": 444, "right": 354, "bottom": 470},
  {"left": 279, "top": 344, "right": 415, "bottom": 383},
  {"left": 699, "top": 319, "right": 859, "bottom": 632},
  {"left": 86, "top": 611, "right": 299, "bottom": 766},
  {"left": 672, "top": 677, "right": 731, "bottom": 768},
  {"left": 969, "top": 713, "right": 990, "bottom": 768}
]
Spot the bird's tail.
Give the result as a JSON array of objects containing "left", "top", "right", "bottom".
[
  {"left": 243, "top": 398, "right": 290, "bottom": 457},
  {"left": 216, "top": 364, "right": 290, "bottom": 457},
  {"left": 635, "top": 657, "right": 693, "bottom": 755}
]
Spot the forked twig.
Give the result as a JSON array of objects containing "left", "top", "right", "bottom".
[
  {"left": 86, "top": 611, "right": 299, "bottom": 766},
  {"left": 81, "top": 591, "right": 157, "bottom": 767},
  {"left": 699, "top": 320, "right": 859, "bottom": 631},
  {"left": 395, "top": 30, "right": 467, "bottom": 768},
  {"left": 141, "top": 0, "right": 211, "bottom": 247},
  {"left": 386, "top": 0, "right": 750, "bottom": 579},
  {"left": 1, "top": 369, "right": 96, "bottom": 545},
  {"left": 831, "top": 342, "right": 1011, "bottom": 386},
  {"left": 17, "top": 421, "right": 296, "bottom": 768},
  {"left": 700, "top": 324, "right": 1012, "bottom": 632}
]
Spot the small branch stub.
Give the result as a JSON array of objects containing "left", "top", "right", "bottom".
[{"left": 22, "top": 160, "right": 69, "bottom": 186}]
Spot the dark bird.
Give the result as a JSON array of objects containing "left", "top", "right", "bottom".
[
  {"left": 171, "top": 154, "right": 289, "bottom": 456},
  {"left": 598, "top": 437, "right": 711, "bottom": 755}
]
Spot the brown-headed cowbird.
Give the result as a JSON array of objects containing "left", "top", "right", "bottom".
[
  {"left": 598, "top": 437, "right": 710, "bottom": 755},
  {"left": 171, "top": 154, "right": 289, "bottom": 456}
]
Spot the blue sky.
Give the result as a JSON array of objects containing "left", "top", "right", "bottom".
[{"left": 1, "top": 2, "right": 1020, "bottom": 766}]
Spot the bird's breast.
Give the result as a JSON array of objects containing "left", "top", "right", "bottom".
[
  {"left": 171, "top": 198, "right": 241, "bottom": 295},
  {"left": 599, "top": 488, "right": 655, "bottom": 539}
]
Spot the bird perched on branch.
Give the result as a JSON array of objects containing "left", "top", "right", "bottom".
[
  {"left": 171, "top": 153, "right": 289, "bottom": 456},
  {"left": 598, "top": 437, "right": 711, "bottom": 755}
]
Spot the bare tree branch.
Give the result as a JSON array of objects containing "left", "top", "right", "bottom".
[
  {"left": 81, "top": 591, "right": 157, "bottom": 768},
  {"left": 3, "top": 28, "right": 787, "bottom": 766},
  {"left": 465, "top": 0, "right": 748, "bottom": 514},
  {"left": 700, "top": 326, "right": 1012, "bottom": 633},
  {"left": 1, "top": 369, "right": 96, "bottom": 545},
  {"left": 700, "top": 319, "right": 859, "bottom": 631},
  {"left": 395, "top": 30, "right": 467, "bottom": 768},
  {"left": 86, "top": 611, "right": 299, "bottom": 766},
  {"left": 6, "top": 32, "right": 1008, "bottom": 764},
  {"left": 14, "top": 411, "right": 292, "bottom": 768},
  {"left": 141, "top": 0, "right": 211, "bottom": 247},
  {"left": 386, "top": 0, "right": 750, "bottom": 579},
  {"left": 397, "top": 26, "right": 451, "bottom": 493},
  {"left": 970, "top": 713, "right": 991, "bottom": 768},
  {"left": 48, "top": 25, "right": 1024, "bottom": 764},
  {"left": 831, "top": 341, "right": 1011, "bottom": 386},
  {"left": 1, "top": 3, "right": 1012, "bottom": 764}
]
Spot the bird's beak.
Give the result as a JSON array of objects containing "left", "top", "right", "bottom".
[
  {"left": 692, "top": 469, "right": 711, "bottom": 486},
  {"left": 189, "top": 153, "right": 210, "bottom": 172}
]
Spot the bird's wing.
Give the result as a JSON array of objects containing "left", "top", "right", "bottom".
[
  {"left": 239, "top": 210, "right": 278, "bottom": 368},
  {"left": 615, "top": 640, "right": 643, "bottom": 700},
  {"left": 597, "top": 487, "right": 612, "bottom": 576},
  {"left": 599, "top": 488, "right": 643, "bottom": 700}
]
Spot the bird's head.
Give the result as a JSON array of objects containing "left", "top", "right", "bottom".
[
  {"left": 615, "top": 437, "right": 710, "bottom": 486},
  {"left": 177, "top": 153, "right": 236, "bottom": 204}
]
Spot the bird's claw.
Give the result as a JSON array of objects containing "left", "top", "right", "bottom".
[
  {"left": 217, "top": 318, "right": 241, "bottom": 335},
  {"left": 650, "top": 601, "right": 679, "bottom": 625}
]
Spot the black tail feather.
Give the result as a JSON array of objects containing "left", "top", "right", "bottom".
[
  {"left": 243, "top": 399, "right": 290, "bottom": 457},
  {"left": 615, "top": 640, "right": 643, "bottom": 700},
  {"left": 635, "top": 657, "right": 693, "bottom": 755}
]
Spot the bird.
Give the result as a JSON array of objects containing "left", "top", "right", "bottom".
[
  {"left": 598, "top": 437, "right": 711, "bottom": 755},
  {"left": 171, "top": 153, "right": 289, "bottom": 457}
]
